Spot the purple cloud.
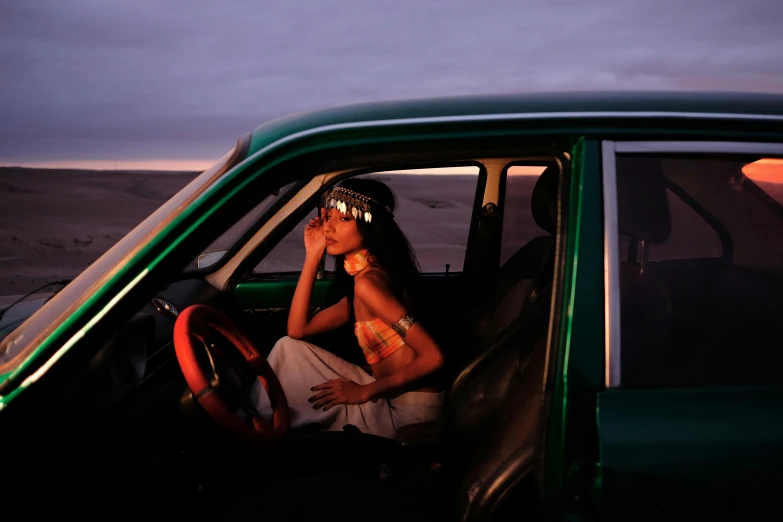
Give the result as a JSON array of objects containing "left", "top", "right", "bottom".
[{"left": 1, "top": 0, "right": 781, "bottom": 165}]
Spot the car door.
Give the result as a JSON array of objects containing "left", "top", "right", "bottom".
[{"left": 596, "top": 140, "right": 783, "bottom": 521}]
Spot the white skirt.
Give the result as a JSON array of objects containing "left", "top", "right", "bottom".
[{"left": 250, "top": 336, "right": 444, "bottom": 439}]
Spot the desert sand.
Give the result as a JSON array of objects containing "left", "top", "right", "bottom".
[
  {"left": 0, "top": 167, "right": 199, "bottom": 298},
  {"left": 0, "top": 168, "right": 543, "bottom": 300}
]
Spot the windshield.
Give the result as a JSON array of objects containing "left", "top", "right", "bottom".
[
  {"left": 184, "top": 180, "right": 300, "bottom": 271},
  {"left": 0, "top": 147, "right": 238, "bottom": 373}
]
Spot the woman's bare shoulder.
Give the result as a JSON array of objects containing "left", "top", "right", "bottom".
[{"left": 354, "top": 267, "right": 394, "bottom": 298}]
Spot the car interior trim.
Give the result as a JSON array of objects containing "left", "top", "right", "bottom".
[{"left": 479, "top": 158, "right": 517, "bottom": 207}]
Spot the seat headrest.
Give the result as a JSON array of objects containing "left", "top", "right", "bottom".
[
  {"left": 616, "top": 157, "right": 671, "bottom": 243},
  {"left": 531, "top": 165, "right": 559, "bottom": 235}
]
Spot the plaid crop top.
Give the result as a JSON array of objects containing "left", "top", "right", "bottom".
[{"left": 354, "top": 317, "right": 406, "bottom": 364}]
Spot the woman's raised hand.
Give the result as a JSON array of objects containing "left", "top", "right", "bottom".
[{"left": 304, "top": 207, "right": 327, "bottom": 256}]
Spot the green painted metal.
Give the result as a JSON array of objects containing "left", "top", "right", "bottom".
[
  {"left": 231, "top": 279, "right": 336, "bottom": 310},
  {"left": 597, "top": 387, "right": 783, "bottom": 520},
  {"left": 563, "top": 140, "right": 606, "bottom": 516},
  {"left": 247, "top": 91, "right": 783, "bottom": 157},
  {"left": 544, "top": 139, "right": 606, "bottom": 519}
]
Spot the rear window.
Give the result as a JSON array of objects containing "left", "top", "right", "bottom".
[{"left": 616, "top": 153, "right": 783, "bottom": 388}]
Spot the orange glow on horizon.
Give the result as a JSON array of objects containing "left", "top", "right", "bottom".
[
  {"left": 0, "top": 159, "right": 216, "bottom": 171},
  {"left": 743, "top": 158, "right": 783, "bottom": 184},
  {"left": 508, "top": 166, "right": 547, "bottom": 176}
]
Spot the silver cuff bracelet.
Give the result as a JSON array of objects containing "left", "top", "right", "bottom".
[{"left": 391, "top": 314, "right": 416, "bottom": 338}]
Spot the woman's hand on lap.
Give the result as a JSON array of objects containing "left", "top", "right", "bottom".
[{"left": 309, "top": 378, "right": 370, "bottom": 410}]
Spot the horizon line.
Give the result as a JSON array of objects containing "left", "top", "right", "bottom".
[{"left": 0, "top": 159, "right": 217, "bottom": 171}]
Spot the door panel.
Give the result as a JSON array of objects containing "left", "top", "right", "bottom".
[
  {"left": 598, "top": 388, "right": 783, "bottom": 520},
  {"left": 228, "top": 278, "right": 342, "bottom": 356},
  {"left": 231, "top": 278, "right": 335, "bottom": 310}
]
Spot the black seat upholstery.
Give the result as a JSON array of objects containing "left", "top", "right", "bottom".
[
  {"left": 446, "top": 165, "right": 559, "bottom": 376},
  {"left": 417, "top": 166, "right": 560, "bottom": 520},
  {"left": 396, "top": 165, "right": 559, "bottom": 447},
  {"left": 439, "top": 284, "right": 552, "bottom": 521}
]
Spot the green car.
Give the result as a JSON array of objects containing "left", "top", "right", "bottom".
[{"left": 2, "top": 92, "right": 783, "bottom": 521}]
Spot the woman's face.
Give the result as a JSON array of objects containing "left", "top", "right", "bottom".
[{"left": 323, "top": 207, "right": 365, "bottom": 256}]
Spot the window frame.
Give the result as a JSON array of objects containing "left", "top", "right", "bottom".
[
  {"left": 603, "top": 140, "right": 783, "bottom": 388},
  {"left": 497, "top": 159, "right": 559, "bottom": 268}
]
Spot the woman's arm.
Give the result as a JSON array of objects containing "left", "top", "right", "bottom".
[
  {"left": 309, "top": 273, "right": 444, "bottom": 410},
  {"left": 355, "top": 274, "right": 445, "bottom": 400},
  {"left": 287, "top": 209, "right": 350, "bottom": 339},
  {"left": 288, "top": 296, "right": 350, "bottom": 339}
]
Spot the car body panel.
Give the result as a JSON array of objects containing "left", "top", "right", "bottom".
[{"left": 597, "top": 387, "right": 783, "bottom": 519}]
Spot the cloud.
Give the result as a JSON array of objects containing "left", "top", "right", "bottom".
[{"left": 1, "top": 0, "right": 781, "bottom": 166}]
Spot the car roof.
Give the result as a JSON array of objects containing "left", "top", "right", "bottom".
[{"left": 247, "top": 90, "right": 783, "bottom": 155}]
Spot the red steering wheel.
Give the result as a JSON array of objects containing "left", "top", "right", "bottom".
[{"left": 173, "top": 304, "right": 290, "bottom": 444}]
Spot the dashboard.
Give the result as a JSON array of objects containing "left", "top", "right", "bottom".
[{"left": 91, "top": 277, "right": 226, "bottom": 410}]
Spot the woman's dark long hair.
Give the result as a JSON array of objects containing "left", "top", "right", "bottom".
[{"left": 329, "top": 178, "right": 421, "bottom": 313}]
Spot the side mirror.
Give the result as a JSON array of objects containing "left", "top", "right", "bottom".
[{"left": 197, "top": 250, "right": 228, "bottom": 270}]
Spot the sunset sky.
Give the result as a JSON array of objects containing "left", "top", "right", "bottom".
[
  {"left": 1, "top": 0, "right": 782, "bottom": 170},
  {"left": 743, "top": 158, "right": 783, "bottom": 184}
]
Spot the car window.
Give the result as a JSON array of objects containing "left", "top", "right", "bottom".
[
  {"left": 743, "top": 157, "right": 783, "bottom": 205},
  {"left": 0, "top": 146, "right": 240, "bottom": 370},
  {"left": 646, "top": 189, "right": 723, "bottom": 261},
  {"left": 615, "top": 153, "right": 783, "bottom": 388},
  {"left": 253, "top": 166, "right": 482, "bottom": 275},
  {"left": 187, "top": 181, "right": 299, "bottom": 271},
  {"left": 253, "top": 211, "right": 315, "bottom": 274},
  {"left": 500, "top": 165, "right": 547, "bottom": 266}
]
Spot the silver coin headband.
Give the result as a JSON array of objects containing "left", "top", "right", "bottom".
[{"left": 326, "top": 186, "right": 391, "bottom": 223}]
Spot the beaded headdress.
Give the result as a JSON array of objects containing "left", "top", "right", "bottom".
[{"left": 326, "top": 186, "right": 391, "bottom": 223}]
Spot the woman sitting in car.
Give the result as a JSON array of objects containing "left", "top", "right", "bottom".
[{"left": 252, "top": 178, "right": 445, "bottom": 439}]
